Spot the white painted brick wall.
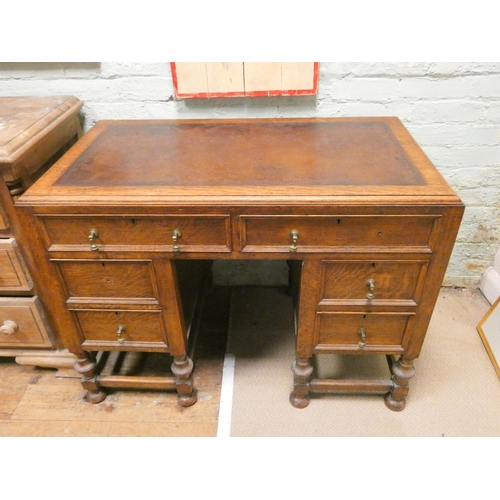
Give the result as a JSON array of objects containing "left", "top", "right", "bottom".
[{"left": 0, "top": 61, "right": 499, "bottom": 287}]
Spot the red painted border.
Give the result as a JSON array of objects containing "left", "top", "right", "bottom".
[{"left": 171, "top": 62, "right": 319, "bottom": 99}]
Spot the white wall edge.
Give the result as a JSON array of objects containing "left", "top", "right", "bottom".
[{"left": 479, "top": 266, "right": 500, "bottom": 305}]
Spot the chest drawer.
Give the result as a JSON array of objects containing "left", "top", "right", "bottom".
[
  {"left": 240, "top": 215, "right": 436, "bottom": 252},
  {"left": 0, "top": 204, "right": 9, "bottom": 231},
  {"left": 320, "top": 259, "right": 428, "bottom": 304},
  {"left": 74, "top": 310, "right": 168, "bottom": 351},
  {"left": 40, "top": 215, "right": 231, "bottom": 253},
  {"left": 57, "top": 260, "right": 157, "bottom": 301},
  {"left": 0, "top": 238, "right": 33, "bottom": 292},
  {"left": 315, "top": 312, "right": 411, "bottom": 352},
  {"left": 0, "top": 297, "right": 53, "bottom": 348}
]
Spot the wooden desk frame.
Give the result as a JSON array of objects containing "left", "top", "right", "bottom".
[{"left": 17, "top": 118, "right": 464, "bottom": 411}]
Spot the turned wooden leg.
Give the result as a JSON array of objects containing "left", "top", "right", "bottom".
[
  {"left": 290, "top": 357, "right": 314, "bottom": 408},
  {"left": 384, "top": 356, "right": 415, "bottom": 411},
  {"left": 171, "top": 355, "right": 197, "bottom": 407},
  {"left": 74, "top": 352, "right": 107, "bottom": 404}
]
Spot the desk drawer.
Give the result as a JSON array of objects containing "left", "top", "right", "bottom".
[
  {"left": 40, "top": 215, "right": 231, "bottom": 253},
  {"left": 316, "top": 312, "right": 411, "bottom": 351},
  {"left": 240, "top": 215, "right": 436, "bottom": 252},
  {"left": 0, "top": 297, "right": 52, "bottom": 348},
  {"left": 0, "top": 238, "right": 33, "bottom": 292},
  {"left": 75, "top": 310, "right": 168, "bottom": 350},
  {"left": 57, "top": 260, "right": 157, "bottom": 301},
  {"left": 320, "top": 259, "right": 427, "bottom": 303}
]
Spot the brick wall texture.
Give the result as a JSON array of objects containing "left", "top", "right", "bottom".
[{"left": 1, "top": 61, "right": 499, "bottom": 287}]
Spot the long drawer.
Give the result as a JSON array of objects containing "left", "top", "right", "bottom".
[
  {"left": 239, "top": 215, "right": 437, "bottom": 252},
  {"left": 39, "top": 214, "right": 231, "bottom": 253},
  {"left": 0, "top": 297, "right": 53, "bottom": 348}
]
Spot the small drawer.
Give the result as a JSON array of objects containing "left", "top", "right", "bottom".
[
  {"left": 74, "top": 310, "right": 168, "bottom": 351},
  {"left": 315, "top": 312, "right": 411, "bottom": 351},
  {"left": 320, "top": 259, "right": 427, "bottom": 304},
  {"left": 0, "top": 238, "right": 33, "bottom": 292},
  {"left": 57, "top": 260, "right": 157, "bottom": 301},
  {"left": 40, "top": 215, "right": 231, "bottom": 253},
  {"left": 0, "top": 297, "right": 53, "bottom": 348},
  {"left": 240, "top": 215, "right": 436, "bottom": 252}
]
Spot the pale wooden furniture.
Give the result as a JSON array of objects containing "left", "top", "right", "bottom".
[
  {"left": 0, "top": 96, "right": 83, "bottom": 368},
  {"left": 17, "top": 118, "right": 464, "bottom": 410}
]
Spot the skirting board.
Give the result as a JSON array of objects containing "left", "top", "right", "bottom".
[{"left": 480, "top": 266, "right": 500, "bottom": 305}]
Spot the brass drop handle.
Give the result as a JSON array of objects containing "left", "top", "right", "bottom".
[
  {"left": 289, "top": 229, "right": 299, "bottom": 252},
  {"left": 172, "top": 228, "right": 182, "bottom": 253},
  {"left": 358, "top": 327, "right": 366, "bottom": 348},
  {"left": 0, "top": 320, "right": 19, "bottom": 336},
  {"left": 89, "top": 228, "right": 99, "bottom": 251},
  {"left": 117, "top": 325, "right": 126, "bottom": 344},
  {"left": 366, "top": 278, "right": 375, "bottom": 300}
]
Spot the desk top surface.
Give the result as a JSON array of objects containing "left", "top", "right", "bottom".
[{"left": 18, "top": 118, "right": 461, "bottom": 206}]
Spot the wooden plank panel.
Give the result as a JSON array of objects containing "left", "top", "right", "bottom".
[
  {"left": 281, "top": 62, "right": 316, "bottom": 94},
  {"left": 0, "top": 419, "right": 112, "bottom": 436},
  {"left": 4, "top": 354, "right": 223, "bottom": 436},
  {"left": 206, "top": 62, "right": 245, "bottom": 96},
  {"left": 10, "top": 383, "right": 220, "bottom": 431},
  {"left": 172, "top": 62, "right": 208, "bottom": 96},
  {"left": 0, "top": 418, "right": 218, "bottom": 437},
  {"left": 244, "top": 62, "right": 282, "bottom": 95}
]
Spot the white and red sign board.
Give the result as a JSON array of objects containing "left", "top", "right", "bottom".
[{"left": 171, "top": 62, "right": 319, "bottom": 99}]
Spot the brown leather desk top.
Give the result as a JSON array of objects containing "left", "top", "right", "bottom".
[{"left": 18, "top": 117, "right": 460, "bottom": 206}]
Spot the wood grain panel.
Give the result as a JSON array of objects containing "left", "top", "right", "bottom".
[
  {"left": 0, "top": 238, "right": 32, "bottom": 292},
  {"left": 57, "top": 260, "right": 156, "bottom": 300},
  {"left": 75, "top": 310, "right": 168, "bottom": 350},
  {"left": 0, "top": 297, "right": 52, "bottom": 347},
  {"left": 41, "top": 215, "right": 231, "bottom": 252},
  {"left": 316, "top": 312, "right": 411, "bottom": 350},
  {"left": 240, "top": 215, "right": 436, "bottom": 252},
  {"left": 321, "top": 259, "right": 427, "bottom": 302}
]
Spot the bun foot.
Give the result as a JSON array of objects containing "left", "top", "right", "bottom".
[
  {"left": 290, "top": 391, "right": 310, "bottom": 409},
  {"left": 178, "top": 389, "right": 197, "bottom": 407},
  {"left": 85, "top": 389, "right": 107, "bottom": 404},
  {"left": 384, "top": 392, "right": 406, "bottom": 411}
]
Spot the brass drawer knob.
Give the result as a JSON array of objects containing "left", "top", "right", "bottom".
[
  {"left": 289, "top": 229, "right": 299, "bottom": 252},
  {"left": 358, "top": 327, "right": 366, "bottom": 348},
  {"left": 366, "top": 278, "right": 375, "bottom": 300},
  {"left": 0, "top": 320, "right": 19, "bottom": 336},
  {"left": 117, "top": 325, "right": 126, "bottom": 344},
  {"left": 88, "top": 228, "right": 99, "bottom": 251},
  {"left": 172, "top": 228, "right": 182, "bottom": 252}
]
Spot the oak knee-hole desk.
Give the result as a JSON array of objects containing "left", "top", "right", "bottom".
[{"left": 17, "top": 118, "right": 464, "bottom": 411}]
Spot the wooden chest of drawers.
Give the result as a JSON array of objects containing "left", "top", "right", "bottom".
[
  {"left": 0, "top": 96, "right": 82, "bottom": 367},
  {"left": 17, "top": 118, "right": 464, "bottom": 410}
]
